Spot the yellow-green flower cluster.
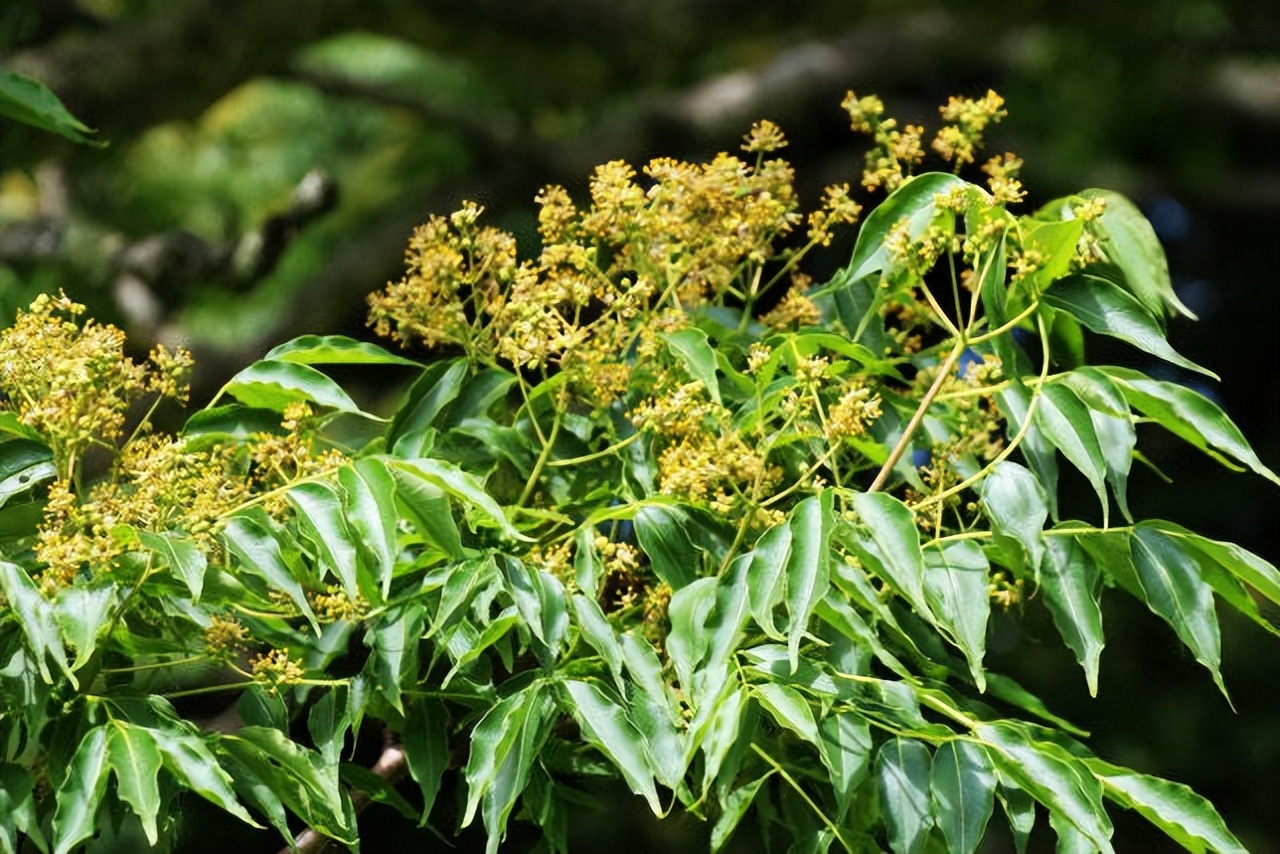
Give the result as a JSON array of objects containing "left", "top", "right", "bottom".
[
  {"left": 932, "top": 90, "right": 1008, "bottom": 166},
  {"left": 841, "top": 90, "right": 926, "bottom": 192}
]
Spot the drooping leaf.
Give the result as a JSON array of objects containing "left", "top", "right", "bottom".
[
  {"left": 390, "top": 463, "right": 463, "bottom": 558},
  {"left": 753, "top": 682, "right": 818, "bottom": 747},
  {"left": 665, "top": 578, "right": 719, "bottom": 694},
  {"left": 710, "top": 774, "right": 769, "bottom": 853},
  {"left": 1080, "top": 188, "right": 1195, "bottom": 321},
  {"left": 366, "top": 604, "right": 425, "bottom": 713},
  {"left": 561, "top": 680, "right": 662, "bottom": 814},
  {"left": 930, "top": 740, "right": 996, "bottom": 854},
  {"left": 1087, "top": 758, "right": 1248, "bottom": 854},
  {"left": 1144, "top": 520, "right": 1280, "bottom": 611},
  {"left": 402, "top": 697, "right": 450, "bottom": 824},
  {"left": 980, "top": 460, "right": 1048, "bottom": 576},
  {"left": 1060, "top": 368, "right": 1137, "bottom": 523},
  {"left": 846, "top": 492, "right": 934, "bottom": 622},
  {"left": 663, "top": 327, "right": 722, "bottom": 404},
  {"left": 52, "top": 726, "right": 110, "bottom": 854},
  {"left": 391, "top": 457, "right": 524, "bottom": 540},
  {"left": 339, "top": 458, "right": 399, "bottom": 598},
  {"left": 997, "top": 383, "right": 1060, "bottom": 519},
  {"left": 1099, "top": 367, "right": 1280, "bottom": 486},
  {"left": 0, "top": 560, "right": 72, "bottom": 684},
  {"left": 634, "top": 504, "right": 710, "bottom": 590},
  {"left": 745, "top": 521, "right": 793, "bottom": 640},
  {"left": 997, "top": 782, "right": 1037, "bottom": 854},
  {"left": 817, "top": 712, "right": 871, "bottom": 822},
  {"left": 235, "top": 726, "right": 348, "bottom": 836},
  {"left": 151, "top": 727, "right": 259, "bottom": 827},
  {"left": 876, "top": 737, "right": 934, "bottom": 854},
  {"left": 620, "top": 633, "right": 686, "bottom": 789},
  {"left": 264, "top": 334, "right": 422, "bottom": 366},
  {"left": 340, "top": 763, "right": 418, "bottom": 820},
  {"left": 287, "top": 481, "right": 361, "bottom": 599},
  {"left": 572, "top": 593, "right": 626, "bottom": 693},
  {"left": 0, "top": 70, "right": 104, "bottom": 145},
  {"left": 137, "top": 529, "right": 208, "bottom": 600},
  {"left": 241, "top": 685, "right": 289, "bottom": 734},
  {"left": 0, "top": 764, "right": 44, "bottom": 854},
  {"left": 1035, "top": 382, "right": 1110, "bottom": 524},
  {"left": 784, "top": 491, "right": 833, "bottom": 670},
  {"left": 222, "top": 513, "right": 318, "bottom": 631},
  {"left": 53, "top": 581, "right": 116, "bottom": 672},
  {"left": 1043, "top": 274, "right": 1216, "bottom": 378},
  {"left": 463, "top": 681, "right": 555, "bottom": 835},
  {"left": 107, "top": 724, "right": 163, "bottom": 845},
  {"left": 922, "top": 540, "right": 991, "bottom": 691},
  {"left": 1130, "top": 525, "right": 1227, "bottom": 697},
  {"left": 977, "top": 722, "right": 1114, "bottom": 854},
  {"left": 1038, "top": 532, "right": 1106, "bottom": 696},
  {"left": 217, "top": 359, "right": 365, "bottom": 415}
]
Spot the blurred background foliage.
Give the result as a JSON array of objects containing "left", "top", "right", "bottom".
[{"left": 1, "top": 1, "right": 1277, "bottom": 852}]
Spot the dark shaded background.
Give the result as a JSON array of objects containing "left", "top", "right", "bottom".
[{"left": 2, "top": 1, "right": 1277, "bottom": 851}]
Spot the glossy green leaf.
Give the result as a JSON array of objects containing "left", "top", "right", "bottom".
[
  {"left": 0, "top": 70, "right": 104, "bottom": 145},
  {"left": 152, "top": 726, "right": 259, "bottom": 827},
  {"left": 463, "top": 681, "right": 555, "bottom": 832},
  {"left": 264, "top": 334, "right": 421, "bottom": 366},
  {"left": 847, "top": 492, "right": 934, "bottom": 622},
  {"left": 698, "top": 683, "right": 748, "bottom": 794},
  {"left": 753, "top": 682, "right": 818, "bottom": 747},
  {"left": 222, "top": 513, "right": 318, "bottom": 631},
  {"left": 388, "top": 358, "right": 470, "bottom": 453},
  {"left": 997, "top": 382, "right": 1060, "bottom": 519},
  {"left": 53, "top": 581, "right": 115, "bottom": 672},
  {"left": 1081, "top": 188, "right": 1195, "bottom": 321},
  {"left": 218, "top": 359, "right": 364, "bottom": 414},
  {"left": 1100, "top": 367, "right": 1280, "bottom": 486},
  {"left": 1060, "top": 368, "right": 1137, "bottom": 522},
  {"left": 0, "top": 411, "right": 42, "bottom": 441},
  {"left": 621, "top": 633, "right": 686, "bottom": 789},
  {"left": 997, "top": 783, "right": 1037, "bottom": 854},
  {"left": 339, "top": 762, "right": 417, "bottom": 820},
  {"left": 241, "top": 685, "right": 289, "bottom": 734},
  {"left": 1087, "top": 758, "right": 1247, "bottom": 854},
  {"left": 182, "top": 404, "right": 284, "bottom": 442},
  {"left": 1130, "top": 525, "right": 1227, "bottom": 697},
  {"left": 108, "top": 724, "right": 163, "bottom": 844},
  {"left": 287, "top": 480, "right": 361, "bottom": 599},
  {"left": 562, "top": 680, "right": 661, "bottom": 814},
  {"left": 1145, "top": 520, "right": 1280, "bottom": 611},
  {"left": 1021, "top": 218, "right": 1084, "bottom": 291},
  {"left": 847, "top": 172, "right": 968, "bottom": 284},
  {"left": 980, "top": 460, "right": 1048, "bottom": 575},
  {"left": 817, "top": 712, "right": 871, "bottom": 822},
  {"left": 572, "top": 593, "right": 626, "bottom": 693},
  {"left": 0, "top": 560, "right": 71, "bottom": 684},
  {"left": 984, "top": 672, "right": 1088, "bottom": 737},
  {"left": 52, "top": 726, "right": 110, "bottom": 854},
  {"left": 339, "top": 458, "right": 399, "bottom": 598},
  {"left": 0, "top": 439, "right": 55, "bottom": 509},
  {"left": 784, "top": 492, "right": 833, "bottom": 670},
  {"left": 666, "top": 577, "right": 719, "bottom": 692},
  {"left": 745, "top": 521, "right": 792, "bottom": 640},
  {"left": 391, "top": 457, "right": 524, "bottom": 540},
  {"left": 390, "top": 463, "right": 463, "bottom": 558},
  {"left": 634, "top": 504, "right": 708, "bottom": 590},
  {"left": 137, "top": 529, "right": 208, "bottom": 600},
  {"left": 402, "top": 696, "right": 450, "bottom": 823},
  {"left": 876, "top": 737, "right": 934, "bottom": 854},
  {"left": 922, "top": 540, "right": 991, "bottom": 691},
  {"left": 663, "top": 327, "right": 722, "bottom": 404},
  {"left": 710, "top": 774, "right": 769, "bottom": 853},
  {"left": 1044, "top": 273, "right": 1216, "bottom": 378},
  {"left": 1035, "top": 382, "right": 1110, "bottom": 524},
  {"left": 0, "top": 764, "right": 44, "bottom": 854},
  {"left": 931, "top": 740, "right": 996, "bottom": 854},
  {"left": 978, "top": 722, "right": 1114, "bottom": 853},
  {"left": 367, "top": 605, "right": 424, "bottom": 712},
  {"left": 236, "top": 726, "right": 347, "bottom": 832},
  {"left": 1039, "top": 532, "right": 1105, "bottom": 696}
]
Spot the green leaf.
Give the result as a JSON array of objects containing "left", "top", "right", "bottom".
[
  {"left": 980, "top": 460, "right": 1048, "bottom": 575},
  {"left": 1130, "top": 525, "right": 1227, "bottom": 697},
  {"left": 388, "top": 358, "right": 469, "bottom": 452},
  {"left": 876, "top": 737, "right": 934, "bottom": 854},
  {"left": 338, "top": 762, "right": 417, "bottom": 821},
  {"left": 241, "top": 685, "right": 289, "bottom": 734},
  {"left": 463, "top": 682, "right": 554, "bottom": 829},
  {"left": 107, "top": 724, "right": 163, "bottom": 845},
  {"left": 634, "top": 504, "right": 708, "bottom": 590},
  {"left": 1035, "top": 382, "right": 1110, "bottom": 524},
  {"left": 0, "top": 439, "right": 55, "bottom": 510},
  {"left": 479, "top": 692, "right": 557, "bottom": 854},
  {"left": 218, "top": 359, "right": 364, "bottom": 415},
  {"left": 367, "top": 605, "right": 424, "bottom": 713},
  {"left": 846, "top": 492, "right": 934, "bottom": 622},
  {"left": 402, "top": 696, "right": 450, "bottom": 823},
  {"left": 997, "top": 383, "right": 1060, "bottom": 519},
  {"left": 222, "top": 513, "right": 318, "bottom": 632},
  {"left": 1081, "top": 188, "right": 1195, "bottom": 321},
  {"left": 390, "top": 462, "right": 463, "bottom": 558},
  {"left": 746, "top": 522, "right": 793, "bottom": 640},
  {"left": 753, "top": 683, "right": 818, "bottom": 747},
  {"left": 0, "top": 560, "right": 71, "bottom": 684},
  {"left": 1044, "top": 274, "right": 1216, "bottom": 378},
  {"left": 264, "top": 334, "right": 422, "bottom": 366},
  {"left": 666, "top": 577, "right": 719, "bottom": 692},
  {"left": 784, "top": 492, "right": 833, "bottom": 670},
  {"left": 978, "top": 722, "right": 1114, "bottom": 853},
  {"left": 287, "top": 481, "right": 361, "bottom": 599},
  {"left": 0, "top": 764, "right": 44, "bottom": 854},
  {"left": 390, "top": 457, "right": 524, "bottom": 540},
  {"left": 931, "top": 741, "right": 996, "bottom": 854},
  {"left": 1038, "top": 532, "right": 1106, "bottom": 696},
  {"left": 235, "top": 726, "right": 347, "bottom": 834},
  {"left": 984, "top": 672, "right": 1088, "bottom": 737},
  {"left": 711, "top": 774, "right": 769, "bottom": 853},
  {"left": 0, "top": 70, "right": 104, "bottom": 145},
  {"left": 998, "top": 783, "right": 1037, "bottom": 854},
  {"left": 52, "top": 726, "right": 110, "bottom": 854},
  {"left": 53, "top": 581, "right": 116, "bottom": 672},
  {"left": 1021, "top": 218, "right": 1084, "bottom": 291},
  {"left": 182, "top": 405, "right": 284, "bottom": 442},
  {"left": 922, "top": 540, "right": 991, "bottom": 691},
  {"left": 500, "top": 556, "right": 568, "bottom": 662},
  {"left": 561, "top": 680, "right": 662, "bottom": 814},
  {"left": 152, "top": 727, "right": 259, "bottom": 827},
  {"left": 137, "top": 529, "right": 208, "bottom": 600},
  {"left": 339, "top": 458, "right": 399, "bottom": 598},
  {"left": 1060, "top": 369, "right": 1137, "bottom": 523},
  {"left": 572, "top": 593, "right": 625, "bottom": 693},
  {"left": 817, "top": 712, "right": 871, "bottom": 822},
  {"left": 847, "top": 172, "right": 968, "bottom": 284},
  {"left": 1087, "top": 759, "right": 1247, "bottom": 854},
  {"left": 0, "top": 411, "right": 43, "bottom": 441},
  {"left": 698, "top": 683, "right": 748, "bottom": 794},
  {"left": 1145, "top": 520, "right": 1280, "bottom": 611},
  {"left": 663, "top": 328, "right": 722, "bottom": 404},
  {"left": 1099, "top": 368, "right": 1280, "bottom": 486},
  {"left": 620, "top": 633, "right": 686, "bottom": 789}
]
